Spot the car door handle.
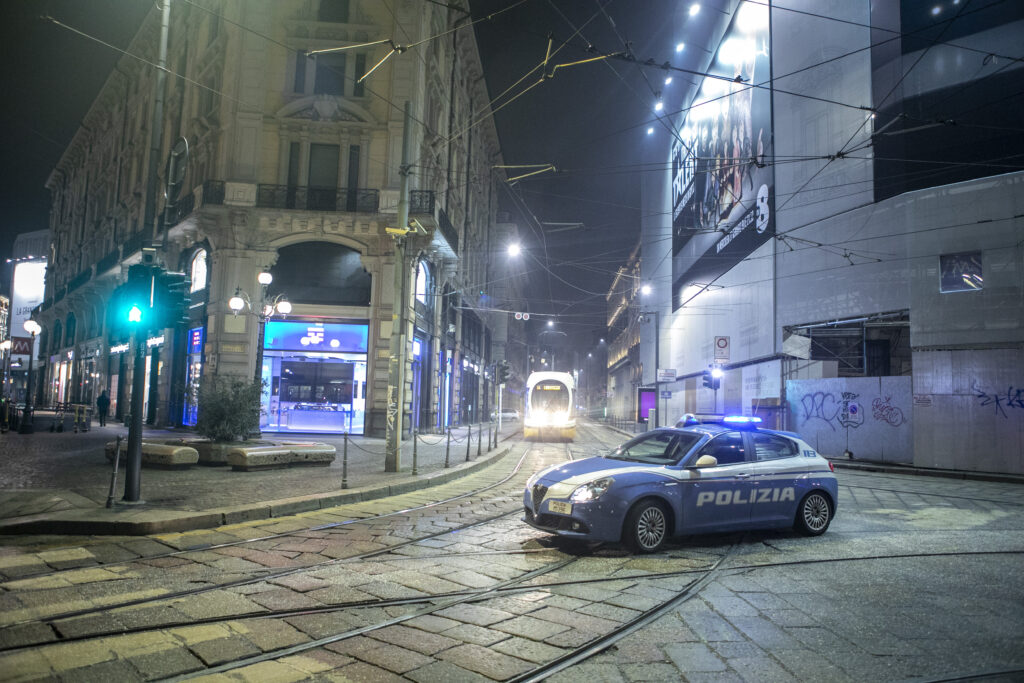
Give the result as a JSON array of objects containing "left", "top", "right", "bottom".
[{"left": 734, "top": 473, "right": 751, "bottom": 479}]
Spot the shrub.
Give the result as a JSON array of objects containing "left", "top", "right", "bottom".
[{"left": 195, "top": 375, "right": 262, "bottom": 442}]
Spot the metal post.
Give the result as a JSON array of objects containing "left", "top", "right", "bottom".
[
  {"left": 106, "top": 435, "right": 123, "bottom": 508},
  {"left": 477, "top": 421, "right": 482, "bottom": 457},
  {"left": 412, "top": 429, "right": 419, "bottom": 475},
  {"left": 124, "top": 327, "right": 146, "bottom": 502},
  {"left": 385, "top": 101, "right": 413, "bottom": 473},
  {"left": 489, "top": 421, "right": 494, "bottom": 450},
  {"left": 17, "top": 333, "right": 36, "bottom": 434},
  {"left": 342, "top": 433, "right": 349, "bottom": 489},
  {"left": 445, "top": 428, "right": 451, "bottom": 468},
  {"left": 466, "top": 423, "right": 472, "bottom": 461},
  {"left": 144, "top": 0, "right": 170, "bottom": 245}
]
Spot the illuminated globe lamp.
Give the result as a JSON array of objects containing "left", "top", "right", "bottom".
[{"left": 228, "top": 272, "right": 291, "bottom": 386}]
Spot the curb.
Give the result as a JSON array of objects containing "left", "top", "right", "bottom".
[{"left": 0, "top": 446, "right": 513, "bottom": 537}]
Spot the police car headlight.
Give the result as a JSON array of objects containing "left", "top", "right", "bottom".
[{"left": 570, "top": 477, "right": 614, "bottom": 503}]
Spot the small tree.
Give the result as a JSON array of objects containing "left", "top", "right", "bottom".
[{"left": 195, "top": 374, "right": 262, "bottom": 442}]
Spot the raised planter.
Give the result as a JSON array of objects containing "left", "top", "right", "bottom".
[
  {"left": 105, "top": 441, "right": 199, "bottom": 468},
  {"left": 225, "top": 441, "right": 336, "bottom": 471}
]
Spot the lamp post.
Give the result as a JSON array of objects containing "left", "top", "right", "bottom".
[
  {"left": 18, "top": 320, "right": 41, "bottom": 434},
  {"left": 228, "top": 271, "right": 291, "bottom": 386},
  {"left": 639, "top": 309, "right": 660, "bottom": 428}
]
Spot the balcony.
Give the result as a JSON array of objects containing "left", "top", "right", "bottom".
[{"left": 256, "top": 185, "right": 380, "bottom": 213}]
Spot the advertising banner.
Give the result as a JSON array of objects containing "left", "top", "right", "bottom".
[
  {"left": 10, "top": 261, "right": 47, "bottom": 362},
  {"left": 671, "top": 1, "right": 774, "bottom": 310},
  {"left": 263, "top": 321, "right": 369, "bottom": 353}
]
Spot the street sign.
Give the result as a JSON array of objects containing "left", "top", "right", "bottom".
[
  {"left": 714, "top": 335, "right": 730, "bottom": 361},
  {"left": 514, "top": 312, "right": 531, "bottom": 320},
  {"left": 660, "top": 390, "right": 672, "bottom": 399},
  {"left": 657, "top": 368, "right": 677, "bottom": 383}
]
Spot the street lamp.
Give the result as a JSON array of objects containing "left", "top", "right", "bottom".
[
  {"left": 18, "top": 320, "right": 41, "bottom": 434},
  {"left": 228, "top": 272, "right": 291, "bottom": 385}
]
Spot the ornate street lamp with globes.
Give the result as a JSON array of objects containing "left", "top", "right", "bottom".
[
  {"left": 228, "top": 271, "right": 292, "bottom": 386},
  {"left": 18, "top": 320, "right": 41, "bottom": 434}
]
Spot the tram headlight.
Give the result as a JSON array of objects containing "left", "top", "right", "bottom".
[{"left": 570, "top": 477, "right": 615, "bottom": 503}]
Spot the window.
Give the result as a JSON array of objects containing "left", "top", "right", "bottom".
[
  {"left": 314, "top": 53, "right": 346, "bottom": 96},
  {"left": 190, "top": 249, "right": 208, "bottom": 293},
  {"left": 415, "top": 261, "right": 430, "bottom": 304},
  {"left": 293, "top": 51, "right": 307, "bottom": 94},
  {"left": 697, "top": 432, "right": 747, "bottom": 465},
  {"left": 612, "top": 432, "right": 702, "bottom": 465},
  {"left": 939, "top": 252, "right": 983, "bottom": 293},
  {"left": 353, "top": 53, "right": 366, "bottom": 97},
  {"left": 318, "top": 0, "right": 349, "bottom": 23},
  {"left": 752, "top": 433, "right": 798, "bottom": 461}
]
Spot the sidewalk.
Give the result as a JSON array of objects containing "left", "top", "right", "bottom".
[{"left": 0, "top": 417, "right": 521, "bottom": 536}]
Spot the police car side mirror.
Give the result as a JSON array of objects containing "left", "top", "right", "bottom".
[{"left": 688, "top": 455, "right": 718, "bottom": 469}]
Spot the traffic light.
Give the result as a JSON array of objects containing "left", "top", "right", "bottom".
[
  {"left": 497, "top": 361, "right": 510, "bottom": 384},
  {"left": 114, "top": 264, "right": 159, "bottom": 331},
  {"left": 155, "top": 270, "right": 191, "bottom": 328},
  {"left": 702, "top": 366, "right": 721, "bottom": 391}
]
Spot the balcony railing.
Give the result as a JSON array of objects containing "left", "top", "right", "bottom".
[
  {"left": 437, "top": 207, "right": 458, "bottom": 254},
  {"left": 409, "top": 190, "right": 434, "bottom": 214},
  {"left": 256, "top": 185, "right": 380, "bottom": 213}
]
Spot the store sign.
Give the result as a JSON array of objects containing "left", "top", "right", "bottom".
[
  {"left": 264, "top": 321, "right": 368, "bottom": 353},
  {"left": 188, "top": 327, "right": 205, "bottom": 354},
  {"left": 147, "top": 335, "right": 165, "bottom": 348},
  {"left": 10, "top": 261, "right": 46, "bottom": 361},
  {"left": 110, "top": 343, "right": 130, "bottom": 354}
]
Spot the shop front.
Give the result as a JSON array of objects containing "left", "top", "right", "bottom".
[{"left": 260, "top": 320, "right": 369, "bottom": 434}]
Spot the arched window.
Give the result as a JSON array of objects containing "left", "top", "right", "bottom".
[
  {"left": 190, "top": 249, "right": 208, "bottom": 293},
  {"left": 415, "top": 261, "right": 431, "bottom": 305},
  {"left": 268, "top": 241, "right": 370, "bottom": 306}
]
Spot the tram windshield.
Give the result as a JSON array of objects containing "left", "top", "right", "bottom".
[{"left": 530, "top": 381, "right": 571, "bottom": 414}]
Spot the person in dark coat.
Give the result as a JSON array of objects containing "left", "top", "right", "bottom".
[{"left": 96, "top": 391, "right": 110, "bottom": 427}]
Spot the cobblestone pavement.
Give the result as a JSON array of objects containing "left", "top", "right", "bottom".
[
  {"left": 0, "top": 423, "right": 1022, "bottom": 681},
  {"left": 0, "top": 419, "right": 518, "bottom": 517}
]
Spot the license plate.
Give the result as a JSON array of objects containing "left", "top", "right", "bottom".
[{"left": 548, "top": 500, "right": 572, "bottom": 515}]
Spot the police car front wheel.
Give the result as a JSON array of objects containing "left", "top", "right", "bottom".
[
  {"left": 795, "top": 491, "right": 832, "bottom": 536},
  {"left": 624, "top": 500, "right": 669, "bottom": 553}
]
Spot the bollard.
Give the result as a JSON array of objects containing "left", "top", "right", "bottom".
[
  {"left": 342, "top": 433, "right": 349, "bottom": 489},
  {"left": 412, "top": 429, "right": 419, "bottom": 476},
  {"left": 445, "top": 428, "right": 451, "bottom": 468},
  {"left": 466, "top": 424, "right": 472, "bottom": 462},
  {"left": 489, "top": 421, "right": 495, "bottom": 450},
  {"left": 106, "top": 435, "right": 123, "bottom": 508}
]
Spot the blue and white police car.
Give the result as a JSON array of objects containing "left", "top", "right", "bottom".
[{"left": 523, "top": 417, "right": 837, "bottom": 552}]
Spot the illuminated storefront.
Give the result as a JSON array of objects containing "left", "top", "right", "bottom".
[
  {"left": 182, "top": 327, "right": 204, "bottom": 426},
  {"left": 260, "top": 320, "right": 369, "bottom": 434}
]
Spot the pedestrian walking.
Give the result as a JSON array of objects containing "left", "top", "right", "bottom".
[{"left": 96, "top": 391, "right": 110, "bottom": 427}]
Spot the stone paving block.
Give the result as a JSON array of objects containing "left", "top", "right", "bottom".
[
  {"left": 0, "top": 649, "right": 53, "bottom": 681},
  {"left": 268, "top": 574, "right": 333, "bottom": 593},
  {"left": 434, "top": 603, "right": 514, "bottom": 627},
  {"left": 169, "top": 623, "right": 234, "bottom": 645},
  {"left": 404, "top": 614, "right": 462, "bottom": 633},
  {"left": 771, "top": 648, "right": 856, "bottom": 683},
  {"left": 128, "top": 646, "right": 206, "bottom": 680},
  {"left": 677, "top": 610, "right": 745, "bottom": 642},
  {"left": 728, "top": 615, "right": 804, "bottom": 650},
  {"left": 784, "top": 626, "right": 858, "bottom": 652},
  {"left": 279, "top": 649, "right": 354, "bottom": 673},
  {"left": 729, "top": 654, "right": 800, "bottom": 682},
  {"left": 231, "top": 618, "right": 311, "bottom": 651},
  {"left": 760, "top": 608, "right": 817, "bottom": 628},
  {"left": 188, "top": 635, "right": 262, "bottom": 666},
  {"left": 549, "top": 583, "right": 623, "bottom": 602},
  {"left": 437, "top": 642, "right": 533, "bottom": 679},
  {"left": 368, "top": 624, "right": 461, "bottom": 655},
  {"left": 663, "top": 642, "right": 728, "bottom": 673},
  {"left": 41, "top": 639, "right": 117, "bottom": 671},
  {"left": 576, "top": 601, "right": 642, "bottom": 623},
  {"left": 711, "top": 640, "right": 769, "bottom": 660},
  {"left": 703, "top": 592, "right": 762, "bottom": 617},
  {"left": 386, "top": 570, "right": 467, "bottom": 594},
  {"left": 351, "top": 641, "right": 436, "bottom": 674},
  {"left": 229, "top": 660, "right": 311, "bottom": 683},
  {"left": 328, "top": 661, "right": 408, "bottom": 682},
  {"left": 491, "top": 635, "right": 567, "bottom": 663},
  {"left": 324, "top": 634, "right": 386, "bottom": 658},
  {"left": 602, "top": 635, "right": 665, "bottom": 664},
  {"left": 544, "top": 628, "right": 598, "bottom": 648},
  {"left": 439, "top": 623, "right": 510, "bottom": 646},
  {"left": 546, "top": 660, "right": 627, "bottom": 682},
  {"left": 286, "top": 612, "right": 367, "bottom": 639},
  {"left": 357, "top": 580, "right": 429, "bottom": 601},
  {"left": 0, "top": 620, "right": 58, "bottom": 649},
  {"left": 405, "top": 660, "right": 492, "bottom": 683},
  {"left": 306, "top": 584, "right": 377, "bottom": 605},
  {"left": 100, "top": 630, "right": 178, "bottom": 657},
  {"left": 493, "top": 614, "right": 571, "bottom": 640},
  {"left": 116, "top": 604, "right": 193, "bottom": 630},
  {"left": 173, "top": 590, "right": 266, "bottom": 620},
  {"left": 247, "top": 587, "right": 324, "bottom": 611},
  {"left": 59, "top": 657, "right": 143, "bottom": 683},
  {"left": 528, "top": 605, "right": 620, "bottom": 633}
]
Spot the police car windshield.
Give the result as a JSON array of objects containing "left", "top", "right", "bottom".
[{"left": 609, "top": 432, "right": 702, "bottom": 465}]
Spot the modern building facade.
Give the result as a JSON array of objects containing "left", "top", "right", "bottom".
[
  {"left": 36, "top": 0, "right": 507, "bottom": 442},
  {"left": 640, "top": 0, "right": 1024, "bottom": 474},
  {"left": 605, "top": 242, "right": 643, "bottom": 424}
]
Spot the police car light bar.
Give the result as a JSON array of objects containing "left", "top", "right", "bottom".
[{"left": 723, "top": 415, "right": 762, "bottom": 424}]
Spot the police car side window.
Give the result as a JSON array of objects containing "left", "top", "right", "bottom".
[
  {"left": 752, "top": 433, "right": 799, "bottom": 461},
  {"left": 698, "top": 432, "right": 746, "bottom": 465}
]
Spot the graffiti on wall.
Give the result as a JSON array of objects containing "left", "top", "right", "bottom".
[
  {"left": 972, "top": 383, "right": 1024, "bottom": 418},
  {"left": 801, "top": 391, "right": 864, "bottom": 431},
  {"left": 871, "top": 396, "right": 906, "bottom": 427}
]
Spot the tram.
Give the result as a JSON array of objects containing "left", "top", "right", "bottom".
[{"left": 523, "top": 371, "right": 576, "bottom": 441}]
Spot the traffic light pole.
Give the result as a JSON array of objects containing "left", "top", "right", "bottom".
[{"left": 124, "top": 326, "right": 146, "bottom": 502}]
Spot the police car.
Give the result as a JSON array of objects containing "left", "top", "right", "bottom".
[{"left": 523, "top": 417, "right": 837, "bottom": 552}]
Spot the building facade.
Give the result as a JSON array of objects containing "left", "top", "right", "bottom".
[
  {"left": 641, "top": 0, "right": 1024, "bottom": 474},
  {"left": 36, "top": 0, "right": 506, "bottom": 442}
]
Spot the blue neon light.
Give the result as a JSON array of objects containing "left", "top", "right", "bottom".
[
  {"left": 263, "top": 321, "right": 368, "bottom": 352},
  {"left": 723, "top": 415, "right": 762, "bottom": 424}
]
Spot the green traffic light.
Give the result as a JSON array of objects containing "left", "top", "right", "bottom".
[{"left": 128, "top": 305, "right": 143, "bottom": 323}]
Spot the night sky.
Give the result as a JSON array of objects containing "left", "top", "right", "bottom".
[{"left": 0, "top": 0, "right": 694, "bottom": 342}]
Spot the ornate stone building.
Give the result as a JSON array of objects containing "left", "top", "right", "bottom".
[{"left": 37, "top": 0, "right": 506, "bottom": 439}]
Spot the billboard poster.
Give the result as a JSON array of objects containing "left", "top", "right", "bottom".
[
  {"left": 10, "top": 261, "right": 47, "bottom": 361},
  {"left": 671, "top": 1, "right": 774, "bottom": 310}
]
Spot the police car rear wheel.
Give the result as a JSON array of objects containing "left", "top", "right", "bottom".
[
  {"left": 625, "top": 500, "right": 668, "bottom": 553},
  {"left": 795, "top": 492, "right": 832, "bottom": 536}
]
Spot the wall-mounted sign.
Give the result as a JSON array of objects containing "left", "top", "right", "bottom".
[
  {"left": 657, "top": 368, "right": 677, "bottom": 383},
  {"left": 263, "top": 321, "right": 368, "bottom": 353},
  {"left": 714, "top": 336, "right": 730, "bottom": 361},
  {"left": 146, "top": 335, "right": 165, "bottom": 348},
  {"left": 110, "top": 343, "right": 130, "bottom": 355}
]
